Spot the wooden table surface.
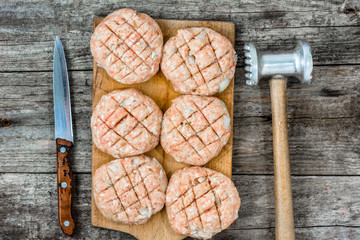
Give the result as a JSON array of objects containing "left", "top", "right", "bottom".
[{"left": 1, "top": 1, "right": 359, "bottom": 239}]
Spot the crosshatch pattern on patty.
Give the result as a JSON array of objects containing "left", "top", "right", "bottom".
[
  {"left": 93, "top": 156, "right": 167, "bottom": 225},
  {"left": 166, "top": 167, "right": 240, "bottom": 239},
  {"left": 161, "top": 95, "right": 231, "bottom": 166},
  {"left": 161, "top": 27, "right": 236, "bottom": 95},
  {"left": 91, "top": 89, "right": 162, "bottom": 158},
  {"left": 91, "top": 9, "right": 163, "bottom": 84}
]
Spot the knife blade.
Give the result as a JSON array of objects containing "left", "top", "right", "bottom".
[{"left": 53, "top": 36, "right": 75, "bottom": 236}]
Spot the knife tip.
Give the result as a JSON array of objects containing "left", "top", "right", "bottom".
[{"left": 55, "top": 36, "right": 62, "bottom": 46}]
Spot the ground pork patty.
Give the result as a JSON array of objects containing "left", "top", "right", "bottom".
[
  {"left": 161, "top": 95, "right": 231, "bottom": 166},
  {"left": 161, "top": 27, "right": 236, "bottom": 95},
  {"left": 91, "top": 88, "right": 162, "bottom": 158},
  {"left": 93, "top": 155, "right": 168, "bottom": 225},
  {"left": 166, "top": 167, "right": 240, "bottom": 239},
  {"left": 91, "top": 9, "right": 163, "bottom": 84}
]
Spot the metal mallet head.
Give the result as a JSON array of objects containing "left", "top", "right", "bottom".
[{"left": 244, "top": 40, "right": 313, "bottom": 85}]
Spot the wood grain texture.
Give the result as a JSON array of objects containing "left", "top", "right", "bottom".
[
  {"left": 1, "top": 173, "right": 360, "bottom": 239},
  {"left": 269, "top": 78, "right": 295, "bottom": 240},
  {"left": 0, "top": 1, "right": 359, "bottom": 71},
  {"left": 1, "top": 1, "right": 360, "bottom": 238},
  {"left": 91, "top": 18, "right": 235, "bottom": 239},
  {"left": 56, "top": 138, "right": 75, "bottom": 236},
  {"left": 1, "top": 66, "right": 359, "bottom": 175}
]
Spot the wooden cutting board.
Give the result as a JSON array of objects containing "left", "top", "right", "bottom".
[{"left": 91, "top": 17, "right": 235, "bottom": 240}]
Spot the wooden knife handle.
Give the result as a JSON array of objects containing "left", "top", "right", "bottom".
[
  {"left": 56, "top": 138, "right": 75, "bottom": 236},
  {"left": 269, "top": 77, "right": 295, "bottom": 240}
]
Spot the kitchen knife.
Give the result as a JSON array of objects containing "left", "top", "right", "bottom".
[{"left": 53, "top": 36, "right": 75, "bottom": 236}]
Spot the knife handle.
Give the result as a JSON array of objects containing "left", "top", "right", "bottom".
[{"left": 56, "top": 138, "right": 75, "bottom": 236}]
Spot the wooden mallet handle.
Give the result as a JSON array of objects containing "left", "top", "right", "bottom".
[{"left": 269, "top": 76, "right": 295, "bottom": 240}]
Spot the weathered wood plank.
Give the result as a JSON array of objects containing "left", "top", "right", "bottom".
[
  {"left": 235, "top": 66, "right": 360, "bottom": 119},
  {"left": 0, "top": 1, "right": 359, "bottom": 71},
  {"left": 233, "top": 117, "right": 360, "bottom": 175},
  {"left": 211, "top": 227, "right": 360, "bottom": 240},
  {"left": 4, "top": 0, "right": 360, "bottom": 15},
  {"left": 232, "top": 65, "right": 360, "bottom": 174},
  {"left": 1, "top": 66, "right": 359, "bottom": 175},
  {"left": 1, "top": 0, "right": 359, "bottom": 238},
  {"left": 0, "top": 173, "right": 359, "bottom": 239}
]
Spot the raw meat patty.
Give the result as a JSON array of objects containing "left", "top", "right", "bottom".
[
  {"left": 93, "top": 155, "right": 168, "bottom": 225},
  {"left": 91, "top": 88, "right": 162, "bottom": 158},
  {"left": 161, "top": 95, "right": 231, "bottom": 166},
  {"left": 166, "top": 167, "right": 240, "bottom": 239},
  {"left": 91, "top": 9, "right": 163, "bottom": 84},
  {"left": 161, "top": 27, "right": 236, "bottom": 95}
]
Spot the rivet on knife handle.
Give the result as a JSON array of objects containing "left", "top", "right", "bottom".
[{"left": 56, "top": 138, "right": 75, "bottom": 236}]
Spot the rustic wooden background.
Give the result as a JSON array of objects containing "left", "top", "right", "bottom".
[{"left": 1, "top": 0, "right": 359, "bottom": 239}]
